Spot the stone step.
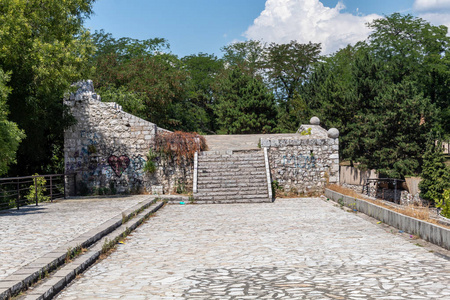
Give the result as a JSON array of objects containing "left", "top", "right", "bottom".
[
  {"left": 198, "top": 163, "right": 265, "bottom": 168},
  {"left": 196, "top": 178, "right": 267, "bottom": 185},
  {"left": 198, "top": 160, "right": 265, "bottom": 165},
  {"left": 194, "top": 194, "right": 270, "bottom": 201},
  {"left": 198, "top": 182, "right": 268, "bottom": 189},
  {"left": 197, "top": 170, "right": 266, "bottom": 178},
  {"left": 193, "top": 198, "right": 271, "bottom": 204},
  {"left": 197, "top": 169, "right": 266, "bottom": 174},
  {"left": 198, "top": 165, "right": 265, "bottom": 170},
  {"left": 196, "top": 188, "right": 268, "bottom": 195},
  {"left": 198, "top": 156, "right": 264, "bottom": 162},
  {"left": 195, "top": 149, "right": 270, "bottom": 204}
]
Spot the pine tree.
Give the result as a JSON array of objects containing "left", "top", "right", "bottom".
[
  {"left": 419, "top": 139, "right": 450, "bottom": 204},
  {"left": 214, "top": 68, "right": 277, "bottom": 134}
]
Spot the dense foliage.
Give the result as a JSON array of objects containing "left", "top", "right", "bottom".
[
  {"left": 303, "top": 14, "right": 449, "bottom": 178},
  {"left": 0, "top": 69, "right": 25, "bottom": 175},
  {"left": 1, "top": 9, "right": 449, "bottom": 182},
  {"left": 214, "top": 68, "right": 277, "bottom": 134},
  {"left": 0, "top": 0, "right": 95, "bottom": 175},
  {"left": 419, "top": 139, "right": 450, "bottom": 204}
]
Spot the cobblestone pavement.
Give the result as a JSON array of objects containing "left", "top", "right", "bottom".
[
  {"left": 56, "top": 198, "right": 450, "bottom": 299},
  {"left": 0, "top": 196, "right": 151, "bottom": 279}
]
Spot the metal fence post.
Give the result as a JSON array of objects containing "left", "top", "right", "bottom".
[
  {"left": 34, "top": 176, "right": 38, "bottom": 206},
  {"left": 50, "top": 175, "right": 53, "bottom": 202},
  {"left": 64, "top": 174, "right": 67, "bottom": 199},
  {"left": 16, "top": 176, "right": 20, "bottom": 210},
  {"left": 73, "top": 173, "right": 77, "bottom": 196}
]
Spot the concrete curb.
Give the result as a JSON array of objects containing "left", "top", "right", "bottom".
[
  {"left": 19, "top": 201, "right": 165, "bottom": 300},
  {"left": 325, "top": 189, "right": 450, "bottom": 251},
  {"left": 0, "top": 197, "right": 160, "bottom": 300}
]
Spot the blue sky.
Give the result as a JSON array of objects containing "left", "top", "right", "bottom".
[{"left": 85, "top": 0, "right": 450, "bottom": 57}]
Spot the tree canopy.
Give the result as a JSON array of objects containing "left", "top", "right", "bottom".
[
  {"left": 214, "top": 68, "right": 277, "bottom": 134},
  {"left": 0, "top": 0, "right": 95, "bottom": 175},
  {"left": 1, "top": 10, "right": 448, "bottom": 181}
]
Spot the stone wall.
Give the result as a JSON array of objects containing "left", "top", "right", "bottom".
[
  {"left": 261, "top": 125, "right": 339, "bottom": 195},
  {"left": 64, "top": 81, "right": 193, "bottom": 195}
]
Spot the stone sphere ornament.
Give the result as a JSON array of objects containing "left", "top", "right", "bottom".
[
  {"left": 310, "top": 116, "right": 320, "bottom": 125},
  {"left": 328, "top": 128, "right": 339, "bottom": 139}
]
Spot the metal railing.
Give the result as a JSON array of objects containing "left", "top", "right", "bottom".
[
  {"left": 364, "top": 178, "right": 406, "bottom": 203},
  {"left": 0, "top": 174, "right": 76, "bottom": 211}
]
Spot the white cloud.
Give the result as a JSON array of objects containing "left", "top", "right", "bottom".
[
  {"left": 244, "top": 0, "right": 381, "bottom": 54},
  {"left": 413, "top": 0, "right": 450, "bottom": 12},
  {"left": 414, "top": 0, "right": 450, "bottom": 29},
  {"left": 418, "top": 12, "right": 450, "bottom": 29}
]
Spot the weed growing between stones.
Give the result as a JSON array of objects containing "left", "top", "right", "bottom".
[
  {"left": 102, "top": 198, "right": 163, "bottom": 256},
  {"left": 271, "top": 180, "right": 282, "bottom": 197},
  {"left": 188, "top": 193, "right": 195, "bottom": 203},
  {"left": 337, "top": 197, "right": 344, "bottom": 208},
  {"left": 143, "top": 149, "right": 157, "bottom": 174},
  {"left": 300, "top": 127, "right": 312, "bottom": 135},
  {"left": 65, "top": 244, "right": 86, "bottom": 263},
  {"left": 175, "top": 180, "right": 186, "bottom": 194}
]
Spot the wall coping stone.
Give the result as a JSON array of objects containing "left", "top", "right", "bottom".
[{"left": 325, "top": 188, "right": 450, "bottom": 251}]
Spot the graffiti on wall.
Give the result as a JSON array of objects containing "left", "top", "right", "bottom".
[
  {"left": 281, "top": 154, "right": 320, "bottom": 169},
  {"left": 108, "top": 155, "right": 131, "bottom": 177},
  {"left": 66, "top": 128, "right": 150, "bottom": 191}
]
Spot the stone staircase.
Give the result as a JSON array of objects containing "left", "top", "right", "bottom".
[{"left": 194, "top": 150, "right": 272, "bottom": 204}]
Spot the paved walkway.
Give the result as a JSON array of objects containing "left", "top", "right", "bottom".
[
  {"left": 0, "top": 196, "right": 152, "bottom": 280},
  {"left": 204, "top": 134, "right": 298, "bottom": 151},
  {"left": 56, "top": 198, "right": 450, "bottom": 299}
]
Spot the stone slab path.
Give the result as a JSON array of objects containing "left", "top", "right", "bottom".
[
  {"left": 56, "top": 198, "right": 450, "bottom": 299},
  {"left": 0, "top": 196, "right": 153, "bottom": 280}
]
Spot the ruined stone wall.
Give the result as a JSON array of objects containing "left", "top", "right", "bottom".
[
  {"left": 262, "top": 134, "right": 339, "bottom": 196},
  {"left": 64, "top": 81, "right": 193, "bottom": 195}
]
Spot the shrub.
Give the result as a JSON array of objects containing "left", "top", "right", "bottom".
[
  {"left": 143, "top": 149, "right": 157, "bottom": 174},
  {"left": 419, "top": 139, "right": 450, "bottom": 205},
  {"left": 437, "top": 189, "right": 450, "bottom": 218},
  {"left": 26, "top": 174, "right": 50, "bottom": 203}
]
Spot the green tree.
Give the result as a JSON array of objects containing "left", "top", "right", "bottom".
[
  {"left": 96, "top": 86, "right": 147, "bottom": 119},
  {"left": 264, "top": 41, "right": 321, "bottom": 132},
  {"left": 302, "top": 14, "right": 446, "bottom": 177},
  {"left": 367, "top": 13, "right": 450, "bottom": 136},
  {"left": 0, "top": 0, "right": 95, "bottom": 175},
  {"left": 303, "top": 45, "right": 359, "bottom": 154},
  {"left": 221, "top": 40, "right": 265, "bottom": 77},
  {"left": 419, "top": 138, "right": 450, "bottom": 204},
  {"left": 182, "top": 53, "right": 224, "bottom": 133},
  {"left": 91, "top": 30, "right": 169, "bottom": 62},
  {"left": 91, "top": 31, "right": 189, "bottom": 130},
  {"left": 265, "top": 41, "right": 321, "bottom": 102},
  {"left": 345, "top": 78, "right": 435, "bottom": 177},
  {"left": 0, "top": 69, "right": 26, "bottom": 175},
  {"left": 214, "top": 68, "right": 277, "bottom": 134}
]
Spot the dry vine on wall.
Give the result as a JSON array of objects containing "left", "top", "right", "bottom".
[{"left": 154, "top": 131, "right": 208, "bottom": 162}]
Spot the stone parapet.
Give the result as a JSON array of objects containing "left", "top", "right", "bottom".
[
  {"left": 64, "top": 81, "right": 191, "bottom": 195},
  {"left": 262, "top": 135, "right": 339, "bottom": 195}
]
